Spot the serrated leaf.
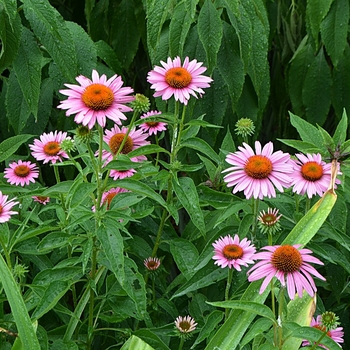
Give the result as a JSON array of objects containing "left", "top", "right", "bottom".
[
  {"left": 278, "top": 139, "right": 324, "bottom": 155},
  {"left": 0, "top": 134, "right": 33, "bottom": 162},
  {"left": 95, "top": 40, "right": 123, "bottom": 73},
  {"left": 13, "top": 26, "right": 42, "bottom": 119},
  {"left": 320, "top": 0, "right": 349, "bottom": 67},
  {"left": 333, "top": 109, "right": 348, "bottom": 147},
  {"left": 21, "top": 0, "right": 77, "bottom": 80},
  {"left": 302, "top": 49, "right": 332, "bottom": 125},
  {"left": 197, "top": 0, "right": 222, "bottom": 73}
]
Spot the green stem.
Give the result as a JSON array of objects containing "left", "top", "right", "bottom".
[
  {"left": 251, "top": 197, "right": 260, "bottom": 242},
  {"left": 277, "top": 287, "right": 285, "bottom": 349},
  {"left": 309, "top": 332, "right": 327, "bottom": 350},
  {"left": 174, "top": 104, "right": 187, "bottom": 154},
  {"left": 305, "top": 197, "right": 311, "bottom": 214},
  {"left": 155, "top": 135, "right": 160, "bottom": 167},
  {"left": 177, "top": 337, "right": 185, "bottom": 350},
  {"left": 224, "top": 268, "right": 234, "bottom": 320}
]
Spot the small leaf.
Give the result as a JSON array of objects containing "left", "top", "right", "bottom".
[
  {"left": 121, "top": 335, "right": 155, "bottom": 350},
  {"left": 333, "top": 109, "right": 348, "bottom": 147},
  {"left": 0, "top": 134, "right": 34, "bottom": 162}
]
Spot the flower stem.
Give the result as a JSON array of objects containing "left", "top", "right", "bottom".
[
  {"left": 177, "top": 337, "right": 185, "bottom": 350},
  {"left": 251, "top": 197, "right": 259, "bottom": 242},
  {"left": 224, "top": 268, "right": 234, "bottom": 320}
]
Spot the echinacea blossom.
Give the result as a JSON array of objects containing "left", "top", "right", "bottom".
[
  {"left": 248, "top": 244, "right": 326, "bottom": 300},
  {"left": 92, "top": 187, "right": 129, "bottom": 211},
  {"left": 290, "top": 153, "right": 341, "bottom": 198},
  {"left": 32, "top": 196, "right": 50, "bottom": 205},
  {"left": 174, "top": 316, "right": 197, "bottom": 334},
  {"left": 212, "top": 234, "right": 256, "bottom": 271},
  {"left": 0, "top": 191, "right": 18, "bottom": 223},
  {"left": 147, "top": 56, "right": 213, "bottom": 105},
  {"left": 139, "top": 110, "right": 167, "bottom": 136},
  {"left": 58, "top": 69, "right": 134, "bottom": 129},
  {"left": 29, "top": 131, "right": 69, "bottom": 164},
  {"left": 4, "top": 160, "right": 39, "bottom": 186},
  {"left": 98, "top": 125, "right": 149, "bottom": 180},
  {"left": 257, "top": 208, "right": 282, "bottom": 235},
  {"left": 302, "top": 315, "right": 344, "bottom": 349},
  {"left": 222, "top": 141, "right": 293, "bottom": 200},
  {"left": 144, "top": 257, "right": 161, "bottom": 271}
]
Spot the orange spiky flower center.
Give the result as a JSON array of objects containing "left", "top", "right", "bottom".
[
  {"left": 223, "top": 244, "right": 244, "bottom": 260},
  {"left": 14, "top": 165, "right": 30, "bottom": 178},
  {"left": 43, "top": 142, "right": 61, "bottom": 156},
  {"left": 82, "top": 83, "right": 114, "bottom": 111},
  {"left": 272, "top": 245, "right": 303, "bottom": 273},
  {"left": 301, "top": 161, "right": 323, "bottom": 181},
  {"left": 244, "top": 155, "right": 273, "bottom": 179},
  {"left": 165, "top": 67, "right": 192, "bottom": 89},
  {"left": 109, "top": 133, "right": 133, "bottom": 155}
]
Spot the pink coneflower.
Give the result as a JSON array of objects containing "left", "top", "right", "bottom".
[
  {"left": 248, "top": 244, "right": 326, "bottom": 300},
  {"left": 147, "top": 56, "right": 213, "bottom": 105},
  {"left": 144, "top": 257, "right": 161, "bottom": 271},
  {"left": 92, "top": 187, "right": 129, "bottom": 211},
  {"left": 139, "top": 110, "right": 167, "bottom": 136},
  {"left": 32, "top": 196, "right": 50, "bottom": 205},
  {"left": 290, "top": 153, "right": 340, "bottom": 198},
  {"left": 302, "top": 315, "right": 344, "bottom": 349},
  {"left": 0, "top": 192, "right": 18, "bottom": 223},
  {"left": 29, "top": 131, "right": 69, "bottom": 164},
  {"left": 58, "top": 69, "right": 134, "bottom": 129},
  {"left": 222, "top": 141, "right": 293, "bottom": 199},
  {"left": 212, "top": 234, "right": 256, "bottom": 271},
  {"left": 174, "top": 316, "right": 197, "bottom": 334},
  {"left": 99, "top": 125, "right": 149, "bottom": 180},
  {"left": 4, "top": 160, "right": 39, "bottom": 186}
]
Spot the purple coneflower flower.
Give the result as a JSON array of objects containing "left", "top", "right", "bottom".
[{"left": 4, "top": 160, "right": 39, "bottom": 186}]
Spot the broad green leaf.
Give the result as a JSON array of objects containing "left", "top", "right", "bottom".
[
  {"left": 170, "top": 238, "right": 199, "bottom": 280},
  {"left": 306, "top": 0, "right": 334, "bottom": 42},
  {"left": 0, "top": 134, "right": 33, "bottom": 162},
  {"left": 31, "top": 280, "right": 70, "bottom": 320},
  {"left": 180, "top": 137, "right": 221, "bottom": 164},
  {"left": 208, "top": 300, "right": 277, "bottom": 324},
  {"left": 0, "top": 2, "right": 22, "bottom": 73},
  {"left": 42, "top": 181, "right": 74, "bottom": 196},
  {"left": 13, "top": 26, "right": 42, "bottom": 119},
  {"left": 197, "top": 0, "right": 222, "bottom": 73},
  {"left": 133, "top": 330, "right": 170, "bottom": 350},
  {"left": 277, "top": 139, "right": 323, "bottom": 156},
  {"left": 128, "top": 144, "right": 170, "bottom": 158},
  {"left": 302, "top": 49, "right": 332, "bottom": 126},
  {"left": 37, "top": 232, "right": 70, "bottom": 252},
  {"left": 169, "top": 0, "right": 194, "bottom": 57},
  {"left": 240, "top": 318, "right": 274, "bottom": 348},
  {"left": 0, "top": 254, "right": 40, "bottom": 349},
  {"left": 320, "top": 0, "right": 349, "bottom": 67},
  {"left": 50, "top": 339, "right": 78, "bottom": 350},
  {"left": 95, "top": 40, "right": 123, "bottom": 73},
  {"left": 172, "top": 176, "right": 205, "bottom": 235},
  {"left": 21, "top": 0, "right": 77, "bottom": 80},
  {"left": 332, "top": 109, "right": 348, "bottom": 147},
  {"left": 121, "top": 335, "right": 155, "bottom": 350},
  {"left": 69, "top": 182, "right": 96, "bottom": 209}
]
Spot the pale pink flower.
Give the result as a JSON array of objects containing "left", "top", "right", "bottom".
[
  {"left": 174, "top": 316, "right": 197, "bottom": 334},
  {"left": 139, "top": 110, "right": 167, "bottom": 136},
  {"left": 92, "top": 187, "right": 128, "bottom": 211},
  {"left": 302, "top": 315, "right": 344, "bottom": 349},
  {"left": 4, "top": 160, "right": 39, "bottom": 186},
  {"left": 58, "top": 69, "right": 134, "bottom": 129},
  {"left": 144, "top": 257, "right": 161, "bottom": 271},
  {"left": 212, "top": 234, "right": 256, "bottom": 271},
  {"left": 0, "top": 191, "right": 18, "bottom": 223},
  {"left": 98, "top": 125, "right": 149, "bottom": 180},
  {"left": 32, "top": 196, "right": 50, "bottom": 205},
  {"left": 248, "top": 244, "right": 326, "bottom": 300},
  {"left": 29, "top": 131, "right": 69, "bottom": 164},
  {"left": 290, "top": 153, "right": 341, "bottom": 198},
  {"left": 147, "top": 56, "right": 213, "bottom": 105},
  {"left": 222, "top": 141, "right": 293, "bottom": 199}
]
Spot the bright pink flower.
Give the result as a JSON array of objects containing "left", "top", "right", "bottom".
[
  {"left": 4, "top": 160, "right": 39, "bottom": 186},
  {"left": 302, "top": 315, "right": 344, "bottom": 349},
  {"left": 147, "top": 56, "right": 213, "bottom": 105},
  {"left": 139, "top": 110, "right": 167, "bottom": 136},
  {"left": 0, "top": 191, "right": 18, "bottom": 223},
  {"left": 32, "top": 196, "right": 50, "bottom": 205},
  {"left": 290, "top": 153, "right": 341, "bottom": 198},
  {"left": 92, "top": 187, "right": 128, "bottom": 211},
  {"left": 248, "top": 244, "right": 326, "bottom": 300},
  {"left": 212, "top": 234, "right": 256, "bottom": 271},
  {"left": 29, "top": 131, "right": 69, "bottom": 164},
  {"left": 58, "top": 69, "right": 134, "bottom": 129},
  {"left": 222, "top": 141, "right": 293, "bottom": 199},
  {"left": 98, "top": 125, "right": 149, "bottom": 180}
]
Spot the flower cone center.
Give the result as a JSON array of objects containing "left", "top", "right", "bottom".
[
  {"left": 82, "top": 83, "right": 114, "bottom": 111},
  {"left": 223, "top": 244, "right": 244, "bottom": 260},
  {"left": 37, "top": 196, "right": 49, "bottom": 202},
  {"left": 146, "top": 121, "right": 159, "bottom": 127},
  {"left": 301, "top": 161, "right": 323, "bottom": 181},
  {"left": 244, "top": 155, "right": 273, "bottom": 179},
  {"left": 14, "top": 165, "right": 31, "bottom": 178},
  {"left": 44, "top": 141, "right": 61, "bottom": 156},
  {"left": 261, "top": 213, "right": 277, "bottom": 226},
  {"left": 165, "top": 67, "right": 192, "bottom": 89},
  {"left": 147, "top": 261, "right": 158, "bottom": 269},
  {"left": 104, "top": 192, "right": 117, "bottom": 209},
  {"left": 272, "top": 245, "right": 303, "bottom": 273},
  {"left": 0, "top": 205, "right": 3, "bottom": 215},
  {"left": 109, "top": 133, "right": 133, "bottom": 155},
  {"left": 179, "top": 321, "right": 191, "bottom": 332}
]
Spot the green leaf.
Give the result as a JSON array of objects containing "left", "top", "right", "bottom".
[
  {"left": 95, "top": 40, "right": 123, "bottom": 73},
  {"left": 133, "top": 330, "right": 170, "bottom": 350},
  {"left": 121, "top": 335, "right": 155, "bottom": 350},
  {"left": 302, "top": 49, "right": 332, "bottom": 125},
  {"left": 128, "top": 144, "right": 170, "bottom": 158},
  {"left": 21, "top": 0, "right": 77, "bottom": 80},
  {"left": 333, "top": 109, "right": 348, "bottom": 146},
  {"left": 0, "top": 134, "right": 33, "bottom": 162},
  {"left": 0, "top": 254, "right": 40, "bottom": 349},
  {"left": 240, "top": 318, "right": 274, "bottom": 348},
  {"left": 37, "top": 232, "right": 70, "bottom": 252},
  {"left": 31, "top": 280, "right": 70, "bottom": 320},
  {"left": 208, "top": 300, "right": 277, "bottom": 324},
  {"left": 197, "top": 0, "right": 222, "bottom": 73},
  {"left": 170, "top": 238, "right": 199, "bottom": 280},
  {"left": 277, "top": 139, "right": 323, "bottom": 155},
  {"left": 180, "top": 137, "right": 221, "bottom": 164},
  {"left": 13, "top": 26, "right": 42, "bottom": 119},
  {"left": 320, "top": 0, "right": 349, "bottom": 67},
  {"left": 172, "top": 176, "right": 205, "bottom": 235},
  {"left": 69, "top": 182, "right": 96, "bottom": 209}
]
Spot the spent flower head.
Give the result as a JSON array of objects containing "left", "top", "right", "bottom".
[
  {"left": 130, "top": 93, "right": 150, "bottom": 113},
  {"left": 257, "top": 208, "right": 282, "bottom": 235},
  {"left": 235, "top": 118, "right": 255, "bottom": 138},
  {"left": 144, "top": 257, "right": 161, "bottom": 271},
  {"left": 75, "top": 125, "right": 94, "bottom": 144}
]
